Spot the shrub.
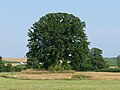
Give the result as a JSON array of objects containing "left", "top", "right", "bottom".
[
  {"left": 14, "top": 64, "right": 26, "bottom": 72},
  {"left": 0, "top": 58, "right": 5, "bottom": 72},
  {"left": 117, "top": 55, "right": 120, "bottom": 68},
  {"left": 0, "top": 64, "right": 5, "bottom": 72},
  {"left": 5, "top": 63, "right": 12, "bottom": 72},
  {"left": 48, "top": 64, "right": 71, "bottom": 71}
]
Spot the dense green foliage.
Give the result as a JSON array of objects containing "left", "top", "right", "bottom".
[
  {"left": 14, "top": 64, "right": 26, "bottom": 72},
  {"left": 89, "top": 48, "right": 107, "bottom": 70},
  {"left": 117, "top": 55, "right": 120, "bottom": 68},
  {"left": 96, "top": 68, "right": 120, "bottom": 72},
  {"left": 0, "top": 56, "right": 5, "bottom": 72},
  {"left": 0, "top": 55, "right": 25, "bottom": 72},
  {"left": 0, "top": 55, "right": 2, "bottom": 60},
  {"left": 5, "top": 63, "right": 12, "bottom": 72},
  {"left": 0, "top": 61, "right": 5, "bottom": 72},
  {"left": 26, "top": 12, "right": 90, "bottom": 71}
]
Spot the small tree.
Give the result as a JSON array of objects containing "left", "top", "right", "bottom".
[
  {"left": 117, "top": 55, "right": 120, "bottom": 68},
  {"left": 90, "top": 48, "right": 106, "bottom": 70},
  {"left": 5, "top": 63, "right": 12, "bottom": 72},
  {"left": 0, "top": 55, "right": 5, "bottom": 72}
]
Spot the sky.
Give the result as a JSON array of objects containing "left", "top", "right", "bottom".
[{"left": 0, "top": 0, "right": 120, "bottom": 58}]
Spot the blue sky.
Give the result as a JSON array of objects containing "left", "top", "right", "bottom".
[{"left": 0, "top": 0, "right": 120, "bottom": 57}]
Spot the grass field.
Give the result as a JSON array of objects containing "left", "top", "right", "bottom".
[
  {"left": 1, "top": 77, "right": 120, "bottom": 90},
  {"left": 104, "top": 58, "right": 117, "bottom": 66},
  {"left": 0, "top": 58, "right": 120, "bottom": 90}
]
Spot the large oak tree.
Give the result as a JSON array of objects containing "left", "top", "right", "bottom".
[{"left": 26, "top": 13, "right": 90, "bottom": 71}]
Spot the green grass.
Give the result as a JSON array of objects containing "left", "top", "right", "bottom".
[
  {"left": 104, "top": 58, "right": 117, "bottom": 66},
  {"left": 97, "top": 68, "right": 120, "bottom": 72},
  {"left": 1, "top": 77, "right": 120, "bottom": 90}
]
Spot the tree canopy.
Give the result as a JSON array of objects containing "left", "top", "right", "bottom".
[
  {"left": 117, "top": 55, "right": 120, "bottom": 68},
  {"left": 0, "top": 55, "right": 2, "bottom": 60},
  {"left": 90, "top": 48, "right": 107, "bottom": 70},
  {"left": 26, "top": 12, "right": 90, "bottom": 71},
  {"left": 0, "top": 55, "right": 5, "bottom": 72}
]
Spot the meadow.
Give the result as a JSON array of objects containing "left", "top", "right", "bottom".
[
  {"left": 0, "top": 58, "right": 120, "bottom": 90},
  {"left": 1, "top": 77, "right": 120, "bottom": 90}
]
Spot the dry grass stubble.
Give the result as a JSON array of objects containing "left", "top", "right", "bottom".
[
  {"left": 1, "top": 69, "right": 120, "bottom": 80},
  {"left": 3, "top": 58, "right": 27, "bottom": 62}
]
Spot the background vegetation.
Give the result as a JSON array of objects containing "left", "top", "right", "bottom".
[{"left": 104, "top": 57, "right": 117, "bottom": 66}]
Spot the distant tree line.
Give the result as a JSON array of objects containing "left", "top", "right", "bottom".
[
  {"left": 0, "top": 55, "right": 25, "bottom": 72},
  {"left": 117, "top": 55, "right": 120, "bottom": 68}
]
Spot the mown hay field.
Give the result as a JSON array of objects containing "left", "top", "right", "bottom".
[
  {"left": 1, "top": 69, "right": 120, "bottom": 80},
  {"left": 2, "top": 58, "right": 27, "bottom": 66},
  {"left": 3, "top": 58, "right": 27, "bottom": 62}
]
